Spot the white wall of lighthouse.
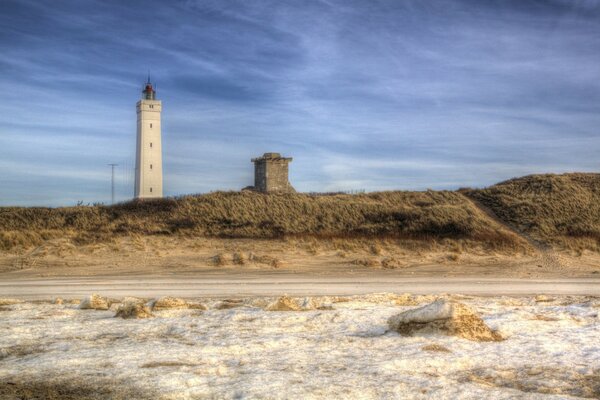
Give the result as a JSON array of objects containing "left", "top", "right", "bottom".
[{"left": 134, "top": 82, "right": 163, "bottom": 199}]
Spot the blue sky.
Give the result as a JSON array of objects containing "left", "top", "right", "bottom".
[{"left": 1, "top": 0, "right": 599, "bottom": 206}]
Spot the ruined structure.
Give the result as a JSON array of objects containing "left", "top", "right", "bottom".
[{"left": 250, "top": 153, "right": 295, "bottom": 193}]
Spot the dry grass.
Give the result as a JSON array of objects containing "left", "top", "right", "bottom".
[
  {"left": 210, "top": 251, "right": 283, "bottom": 268},
  {"left": 2, "top": 174, "right": 597, "bottom": 254},
  {"left": 0, "top": 343, "right": 45, "bottom": 360},
  {"left": 248, "top": 253, "right": 283, "bottom": 268},
  {"left": 446, "top": 253, "right": 460, "bottom": 262},
  {"left": 265, "top": 296, "right": 302, "bottom": 311},
  {"left": 232, "top": 252, "right": 247, "bottom": 265},
  {"left": 79, "top": 294, "right": 110, "bottom": 310},
  {"left": 211, "top": 253, "right": 231, "bottom": 266},
  {"left": 530, "top": 314, "right": 560, "bottom": 322},
  {"left": 215, "top": 299, "right": 245, "bottom": 310},
  {"left": 369, "top": 243, "right": 383, "bottom": 255},
  {"left": 464, "top": 366, "right": 600, "bottom": 398},
  {"left": 421, "top": 344, "right": 451, "bottom": 353},
  {"left": 263, "top": 296, "right": 325, "bottom": 311},
  {"left": 352, "top": 257, "right": 382, "bottom": 268},
  {"left": 115, "top": 302, "right": 153, "bottom": 319},
  {"left": 0, "top": 380, "right": 151, "bottom": 400},
  {"left": 0, "top": 190, "right": 525, "bottom": 252},
  {"left": 350, "top": 256, "right": 404, "bottom": 269},
  {"left": 151, "top": 297, "right": 189, "bottom": 311},
  {"left": 140, "top": 361, "right": 199, "bottom": 368},
  {"left": 381, "top": 257, "right": 404, "bottom": 269},
  {"left": 466, "top": 173, "right": 600, "bottom": 250},
  {"left": 0, "top": 298, "right": 22, "bottom": 306}
]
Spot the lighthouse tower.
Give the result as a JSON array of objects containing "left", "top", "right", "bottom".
[{"left": 134, "top": 78, "right": 163, "bottom": 199}]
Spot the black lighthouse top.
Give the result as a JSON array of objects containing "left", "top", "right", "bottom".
[{"left": 142, "top": 77, "right": 156, "bottom": 100}]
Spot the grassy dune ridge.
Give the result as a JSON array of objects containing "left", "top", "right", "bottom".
[
  {"left": 1, "top": 173, "right": 598, "bottom": 252},
  {"left": 465, "top": 173, "right": 600, "bottom": 250},
  {"left": 0, "top": 190, "right": 521, "bottom": 251}
]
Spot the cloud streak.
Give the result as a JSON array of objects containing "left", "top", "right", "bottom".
[{"left": 0, "top": 0, "right": 599, "bottom": 205}]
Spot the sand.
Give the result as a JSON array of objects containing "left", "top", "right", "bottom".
[
  {"left": 1, "top": 237, "right": 598, "bottom": 280},
  {"left": 1, "top": 236, "right": 599, "bottom": 300},
  {"left": 0, "top": 275, "right": 599, "bottom": 300},
  {"left": 1, "top": 236, "right": 599, "bottom": 398}
]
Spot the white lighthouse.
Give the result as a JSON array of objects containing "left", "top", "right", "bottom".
[{"left": 134, "top": 78, "right": 163, "bottom": 199}]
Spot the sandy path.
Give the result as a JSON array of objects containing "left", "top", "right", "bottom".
[{"left": 1, "top": 273, "right": 598, "bottom": 299}]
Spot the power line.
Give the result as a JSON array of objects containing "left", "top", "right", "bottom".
[{"left": 108, "top": 163, "right": 118, "bottom": 204}]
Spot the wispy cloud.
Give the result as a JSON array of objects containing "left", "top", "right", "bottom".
[{"left": 0, "top": 0, "right": 599, "bottom": 206}]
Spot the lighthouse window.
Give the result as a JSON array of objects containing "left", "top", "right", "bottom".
[
  {"left": 150, "top": 123, "right": 153, "bottom": 128},
  {"left": 150, "top": 164, "right": 153, "bottom": 169},
  {"left": 150, "top": 142, "right": 153, "bottom": 148},
  {"left": 150, "top": 188, "right": 153, "bottom": 193}
]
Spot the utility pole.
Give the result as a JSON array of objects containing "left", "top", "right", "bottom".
[{"left": 108, "top": 163, "right": 118, "bottom": 205}]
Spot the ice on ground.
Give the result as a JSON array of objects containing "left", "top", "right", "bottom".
[
  {"left": 387, "top": 299, "right": 503, "bottom": 341},
  {"left": 79, "top": 293, "right": 110, "bottom": 310},
  {"left": 0, "top": 294, "right": 598, "bottom": 399}
]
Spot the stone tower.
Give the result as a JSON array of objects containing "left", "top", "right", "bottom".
[
  {"left": 251, "top": 153, "right": 295, "bottom": 193},
  {"left": 134, "top": 78, "right": 163, "bottom": 199}
]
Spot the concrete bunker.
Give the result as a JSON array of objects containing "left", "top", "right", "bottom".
[{"left": 249, "top": 152, "right": 295, "bottom": 193}]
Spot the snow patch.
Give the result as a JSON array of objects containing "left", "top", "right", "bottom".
[{"left": 0, "top": 294, "right": 597, "bottom": 398}]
